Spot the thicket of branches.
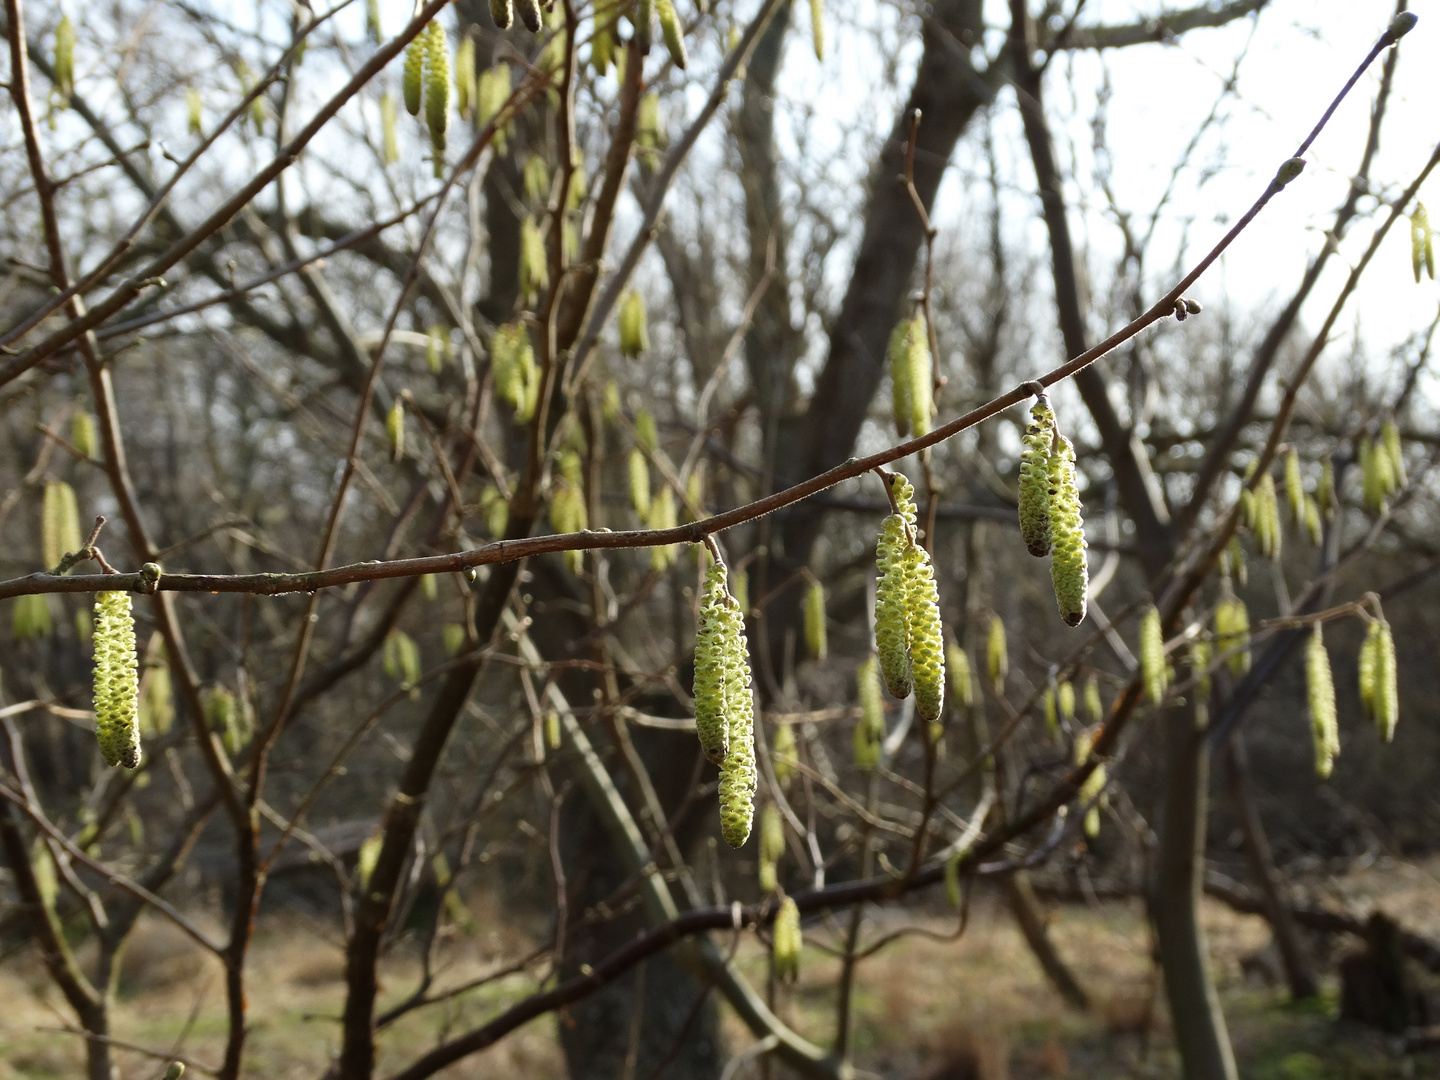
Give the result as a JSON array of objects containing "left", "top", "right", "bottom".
[{"left": 2, "top": 1, "right": 1438, "bottom": 1079}]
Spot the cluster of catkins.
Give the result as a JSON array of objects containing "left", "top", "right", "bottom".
[
  {"left": 692, "top": 561, "right": 757, "bottom": 847},
  {"left": 1359, "top": 421, "right": 1406, "bottom": 516},
  {"left": 402, "top": 21, "right": 452, "bottom": 175},
  {"left": 1016, "top": 395, "right": 1089, "bottom": 626},
  {"left": 873, "top": 473, "right": 946, "bottom": 726}
]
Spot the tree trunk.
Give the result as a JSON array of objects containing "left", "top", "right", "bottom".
[
  {"left": 1151, "top": 711, "right": 1237, "bottom": 1080},
  {"left": 1223, "top": 734, "right": 1318, "bottom": 1000}
]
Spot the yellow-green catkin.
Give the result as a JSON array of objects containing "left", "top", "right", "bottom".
[
  {"left": 380, "top": 91, "right": 399, "bottom": 165},
  {"left": 619, "top": 289, "right": 648, "bottom": 357},
  {"left": 454, "top": 35, "right": 476, "bottom": 119},
  {"left": 1019, "top": 398, "right": 1055, "bottom": 557},
  {"left": 717, "top": 591, "right": 757, "bottom": 847},
  {"left": 492, "top": 322, "right": 538, "bottom": 422},
  {"left": 138, "top": 637, "right": 174, "bottom": 737},
  {"left": 1075, "top": 726, "right": 1106, "bottom": 839},
  {"left": 187, "top": 88, "right": 204, "bottom": 135},
  {"left": 1084, "top": 674, "right": 1103, "bottom": 724},
  {"left": 424, "top": 21, "right": 450, "bottom": 160},
  {"left": 855, "top": 655, "right": 884, "bottom": 769},
  {"left": 1192, "top": 639, "right": 1212, "bottom": 702},
  {"left": 383, "top": 628, "right": 421, "bottom": 687},
  {"left": 628, "top": 447, "right": 652, "bottom": 519},
  {"left": 403, "top": 33, "right": 425, "bottom": 115},
  {"left": 1042, "top": 687, "right": 1057, "bottom": 732},
  {"left": 1413, "top": 203, "right": 1436, "bottom": 283},
  {"left": 93, "top": 591, "right": 140, "bottom": 768},
  {"left": 655, "top": 0, "right": 686, "bottom": 68},
  {"left": 1316, "top": 458, "right": 1336, "bottom": 520},
  {"left": 490, "top": 0, "right": 514, "bottom": 29},
  {"left": 480, "top": 485, "right": 509, "bottom": 537},
  {"left": 365, "top": 0, "right": 382, "bottom": 42},
  {"left": 905, "top": 541, "right": 946, "bottom": 722},
  {"left": 53, "top": 15, "right": 75, "bottom": 102},
  {"left": 987, "top": 614, "right": 1007, "bottom": 692},
  {"left": 773, "top": 896, "right": 801, "bottom": 982},
  {"left": 1216, "top": 596, "right": 1251, "bottom": 678},
  {"left": 888, "top": 314, "right": 931, "bottom": 437},
  {"left": 1303, "top": 496, "right": 1323, "bottom": 546},
  {"left": 1048, "top": 434, "right": 1088, "bottom": 626},
  {"left": 1284, "top": 448, "right": 1304, "bottom": 525},
  {"left": 804, "top": 579, "right": 827, "bottom": 660},
  {"left": 1371, "top": 620, "right": 1398, "bottom": 743},
  {"left": 13, "top": 593, "right": 54, "bottom": 641},
  {"left": 1257, "top": 471, "right": 1281, "bottom": 561},
  {"left": 1360, "top": 436, "right": 1388, "bottom": 515},
  {"left": 1306, "top": 624, "right": 1339, "bottom": 779},
  {"left": 1057, "top": 680, "right": 1075, "bottom": 723},
  {"left": 693, "top": 563, "right": 731, "bottom": 765},
  {"left": 550, "top": 451, "right": 588, "bottom": 573},
  {"left": 386, "top": 398, "right": 405, "bottom": 461},
  {"left": 42, "top": 480, "right": 83, "bottom": 570},
  {"left": 426, "top": 325, "right": 447, "bottom": 373},
  {"left": 71, "top": 411, "right": 98, "bottom": 460},
  {"left": 517, "top": 0, "right": 543, "bottom": 33},
  {"left": 520, "top": 216, "right": 549, "bottom": 301},
  {"left": 545, "top": 711, "right": 561, "bottom": 751},
  {"left": 634, "top": 407, "right": 658, "bottom": 454},
  {"left": 874, "top": 514, "right": 912, "bottom": 699},
  {"left": 648, "top": 487, "right": 678, "bottom": 570},
  {"left": 1139, "top": 605, "right": 1167, "bottom": 705},
  {"left": 758, "top": 803, "right": 784, "bottom": 892},
  {"left": 523, "top": 154, "right": 550, "bottom": 203},
  {"left": 443, "top": 623, "right": 466, "bottom": 656},
  {"left": 1381, "top": 419, "right": 1406, "bottom": 490},
  {"left": 477, "top": 65, "right": 511, "bottom": 153},
  {"left": 809, "top": 0, "right": 824, "bottom": 61},
  {"left": 772, "top": 720, "right": 796, "bottom": 784},
  {"left": 947, "top": 642, "right": 972, "bottom": 709}
]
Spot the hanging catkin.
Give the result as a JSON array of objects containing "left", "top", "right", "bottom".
[
  {"left": 1139, "top": 605, "right": 1167, "bottom": 706},
  {"left": 54, "top": 15, "right": 75, "bottom": 101},
  {"left": 1284, "top": 448, "right": 1304, "bottom": 525},
  {"left": 517, "top": 0, "right": 543, "bottom": 32},
  {"left": 1316, "top": 458, "right": 1336, "bottom": 520},
  {"left": 655, "top": 0, "right": 687, "bottom": 68},
  {"left": 1048, "top": 434, "right": 1089, "bottom": 626},
  {"left": 424, "top": 20, "right": 450, "bottom": 163},
  {"left": 628, "top": 447, "right": 652, "bottom": 519},
  {"left": 1216, "top": 596, "right": 1251, "bottom": 678},
  {"left": 1306, "top": 624, "right": 1339, "bottom": 778},
  {"left": 1372, "top": 620, "right": 1398, "bottom": 743},
  {"left": 1257, "top": 471, "right": 1282, "bottom": 561},
  {"left": 1413, "top": 203, "right": 1436, "bottom": 283},
  {"left": 619, "top": 289, "right": 648, "bottom": 357},
  {"left": 802, "top": 579, "right": 828, "bottom": 660},
  {"left": 1084, "top": 674, "right": 1103, "bottom": 724},
  {"left": 987, "top": 614, "right": 1007, "bottom": 692},
  {"left": 693, "top": 562, "right": 730, "bottom": 765},
  {"left": 1074, "top": 726, "right": 1106, "bottom": 839},
  {"left": 874, "top": 513, "right": 913, "bottom": 699},
  {"left": 403, "top": 33, "right": 425, "bottom": 115},
  {"left": 758, "top": 803, "right": 784, "bottom": 893},
  {"left": 772, "top": 720, "right": 796, "bottom": 783},
  {"left": 773, "top": 896, "right": 801, "bottom": 982},
  {"left": 854, "top": 656, "right": 884, "bottom": 769},
  {"left": 904, "top": 540, "right": 946, "bottom": 722},
  {"left": 71, "top": 412, "right": 98, "bottom": 460},
  {"left": 1018, "top": 397, "right": 1055, "bottom": 557},
  {"left": 489, "top": 0, "right": 514, "bottom": 29},
  {"left": 93, "top": 591, "right": 140, "bottom": 768},
  {"left": 947, "top": 642, "right": 973, "bottom": 709},
  {"left": 888, "top": 315, "right": 931, "bottom": 437},
  {"left": 717, "top": 589, "right": 757, "bottom": 847},
  {"left": 42, "top": 480, "right": 83, "bottom": 570},
  {"left": 1381, "top": 419, "right": 1406, "bottom": 489},
  {"left": 809, "top": 0, "right": 824, "bottom": 61}
]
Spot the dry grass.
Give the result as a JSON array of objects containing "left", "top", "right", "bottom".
[{"left": 4, "top": 861, "right": 1440, "bottom": 1079}]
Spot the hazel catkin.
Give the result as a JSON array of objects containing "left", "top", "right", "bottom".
[
  {"left": 874, "top": 514, "right": 913, "bottom": 699},
  {"left": 1047, "top": 434, "right": 1089, "bottom": 626},
  {"left": 1018, "top": 398, "right": 1055, "bottom": 557},
  {"left": 854, "top": 655, "right": 884, "bottom": 770},
  {"left": 692, "top": 562, "right": 731, "bottom": 765},
  {"left": 717, "top": 591, "right": 757, "bottom": 847},
  {"left": 772, "top": 896, "right": 801, "bottom": 982},
  {"left": 904, "top": 542, "right": 946, "bottom": 722},
  {"left": 1139, "top": 605, "right": 1167, "bottom": 706},
  {"left": 1306, "top": 624, "right": 1338, "bottom": 778},
  {"left": 93, "top": 590, "right": 140, "bottom": 768}
]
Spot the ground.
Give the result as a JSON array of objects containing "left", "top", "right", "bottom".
[{"left": 3, "top": 859, "right": 1439, "bottom": 1079}]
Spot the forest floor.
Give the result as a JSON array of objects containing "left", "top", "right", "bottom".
[{"left": 3, "top": 856, "right": 1439, "bottom": 1080}]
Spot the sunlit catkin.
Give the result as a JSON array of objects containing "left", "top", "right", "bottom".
[
  {"left": 855, "top": 656, "right": 884, "bottom": 769},
  {"left": 403, "top": 33, "right": 425, "bottom": 115},
  {"left": 773, "top": 896, "right": 801, "bottom": 982},
  {"left": 1018, "top": 398, "right": 1055, "bottom": 557},
  {"left": 1048, "top": 434, "right": 1088, "bottom": 626},
  {"left": 634, "top": 408, "right": 658, "bottom": 454},
  {"left": 809, "top": 0, "right": 824, "bottom": 60},
  {"left": 42, "top": 480, "right": 83, "bottom": 570},
  {"left": 888, "top": 315, "right": 932, "bottom": 438},
  {"left": 1381, "top": 419, "right": 1406, "bottom": 490},
  {"left": 1373, "top": 620, "right": 1398, "bottom": 743},
  {"left": 772, "top": 719, "right": 796, "bottom": 784},
  {"left": 627, "top": 447, "right": 652, "bottom": 520},
  {"left": 386, "top": 398, "right": 405, "bottom": 461},
  {"left": 1257, "top": 471, "right": 1281, "bottom": 561},
  {"left": 1284, "top": 448, "right": 1304, "bottom": 525},
  {"left": 93, "top": 591, "right": 140, "bottom": 768},
  {"left": 692, "top": 563, "right": 730, "bottom": 765},
  {"left": 1413, "top": 203, "right": 1435, "bottom": 283},
  {"left": 1316, "top": 458, "right": 1336, "bottom": 520},
  {"left": 717, "top": 594, "right": 756, "bottom": 847},
  {"left": 1075, "top": 726, "right": 1106, "bottom": 839},
  {"left": 1139, "top": 605, "right": 1167, "bottom": 705},
  {"left": 520, "top": 216, "right": 549, "bottom": 301},
  {"left": 454, "top": 35, "right": 476, "bottom": 119},
  {"left": 71, "top": 411, "right": 98, "bottom": 460},
  {"left": 1360, "top": 437, "right": 1387, "bottom": 515},
  {"left": 619, "top": 289, "right": 648, "bottom": 357},
  {"left": 947, "top": 642, "right": 973, "bottom": 709},
  {"left": 648, "top": 487, "right": 678, "bottom": 570},
  {"left": 54, "top": 15, "right": 75, "bottom": 101},
  {"left": 758, "top": 803, "right": 784, "bottom": 893},
  {"left": 655, "top": 0, "right": 687, "bottom": 68},
  {"left": 380, "top": 91, "right": 399, "bottom": 165},
  {"left": 1084, "top": 674, "right": 1103, "bottom": 724},
  {"left": 804, "top": 579, "right": 827, "bottom": 661},
  {"left": 905, "top": 542, "right": 946, "bottom": 722},
  {"left": 1216, "top": 596, "right": 1251, "bottom": 678},
  {"left": 424, "top": 20, "right": 450, "bottom": 159},
  {"left": 874, "top": 514, "right": 912, "bottom": 699},
  {"left": 1358, "top": 620, "right": 1379, "bottom": 720},
  {"left": 987, "top": 614, "right": 1007, "bottom": 692},
  {"left": 1306, "top": 624, "right": 1339, "bottom": 778}
]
